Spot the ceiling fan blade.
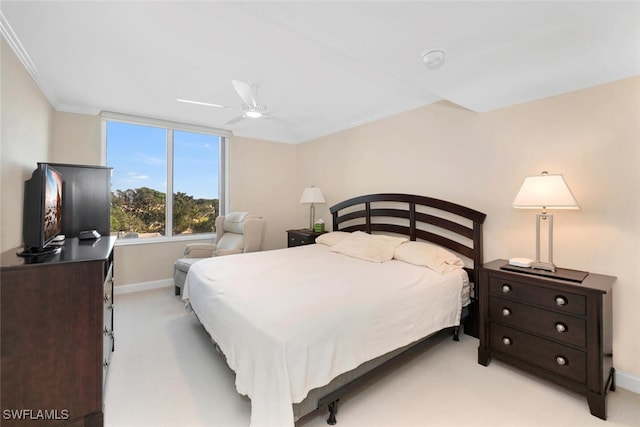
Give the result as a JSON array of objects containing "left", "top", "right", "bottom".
[
  {"left": 176, "top": 98, "right": 227, "bottom": 108},
  {"left": 225, "top": 115, "right": 247, "bottom": 125},
  {"left": 231, "top": 80, "right": 257, "bottom": 108}
]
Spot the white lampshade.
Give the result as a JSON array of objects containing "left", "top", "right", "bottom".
[
  {"left": 299, "top": 186, "right": 326, "bottom": 204},
  {"left": 300, "top": 186, "right": 325, "bottom": 230},
  {"left": 512, "top": 173, "right": 579, "bottom": 210}
]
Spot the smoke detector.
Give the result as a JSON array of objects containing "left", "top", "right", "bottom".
[{"left": 422, "top": 50, "right": 446, "bottom": 70}]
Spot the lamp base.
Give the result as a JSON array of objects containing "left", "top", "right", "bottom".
[{"left": 531, "top": 261, "right": 556, "bottom": 272}]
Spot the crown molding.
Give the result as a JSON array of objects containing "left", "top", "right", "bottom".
[
  {"left": 0, "top": 10, "right": 59, "bottom": 108},
  {"left": 56, "top": 104, "right": 101, "bottom": 116}
]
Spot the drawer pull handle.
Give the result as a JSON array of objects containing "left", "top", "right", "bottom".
[
  {"left": 502, "top": 284, "right": 511, "bottom": 293},
  {"left": 555, "top": 323, "right": 567, "bottom": 333},
  {"left": 556, "top": 356, "right": 568, "bottom": 366},
  {"left": 502, "top": 308, "right": 511, "bottom": 317},
  {"left": 555, "top": 296, "right": 567, "bottom": 306},
  {"left": 502, "top": 337, "right": 512, "bottom": 346}
]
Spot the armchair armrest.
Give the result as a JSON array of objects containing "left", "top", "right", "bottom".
[
  {"left": 215, "top": 248, "right": 243, "bottom": 256},
  {"left": 184, "top": 243, "right": 217, "bottom": 258}
]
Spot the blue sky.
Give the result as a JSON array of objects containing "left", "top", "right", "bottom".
[{"left": 107, "top": 122, "right": 220, "bottom": 200}]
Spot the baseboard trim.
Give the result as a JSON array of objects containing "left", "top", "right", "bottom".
[
  {"left": 114, "top": 279, "right": 174, "bottom": 295},
  {"left": 616, "top": 369, "right": 640, "bottom": 394}
]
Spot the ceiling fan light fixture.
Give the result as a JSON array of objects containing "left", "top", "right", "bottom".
[
  {"left": 422, "top": 49, "right": 446, "bottom": 70},
  {"left": 241, "top": 102, "right": 267, "bottom": 118}
]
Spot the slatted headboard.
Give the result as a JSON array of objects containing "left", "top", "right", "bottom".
[{"left": 330, "top": 193, "right": 486, "bottom": 287}]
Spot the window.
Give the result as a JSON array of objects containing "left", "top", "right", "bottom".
[{"left": 104, "top": 114, "right": 228, "bottom": 240}]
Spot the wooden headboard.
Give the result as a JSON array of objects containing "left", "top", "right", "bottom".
[{"left": 330, "top": 193, "right": 486, "bottom": 286}]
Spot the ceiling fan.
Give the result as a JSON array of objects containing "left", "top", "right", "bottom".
[{"left": 177, "top": 80, "right": 274, "bottom": 125}]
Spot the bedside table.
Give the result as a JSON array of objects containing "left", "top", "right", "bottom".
[
  {"left": 478, "top": 259, "right": 616, "bottom": 420},
  {"left": 287, "top": 229, "right": 327, "bottom": 247}
]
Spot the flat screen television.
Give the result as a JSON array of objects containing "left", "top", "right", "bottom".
[{"left": 19, "top": 163, "right": 64, "bottom": 256}]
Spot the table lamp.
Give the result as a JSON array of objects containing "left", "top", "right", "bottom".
[
  {"left": 300, "top": 186, "right": 325, "bottom": 230},
  {"left": 512, "top": 171, "right": 579, "bottom": 272}
]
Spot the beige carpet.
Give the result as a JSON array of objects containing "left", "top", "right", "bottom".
[{"left": 104, "top": 287, "right": 640, "bottom": 427}]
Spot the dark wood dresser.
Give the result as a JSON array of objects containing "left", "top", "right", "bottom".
[
  {"left": 1, "top": 237, "right": 116, "bottom": 427},
  {"left": 478, "top": 259, "right": 615, "bottom": 419},
  {"left": 286, "top": 229, "right": 327, "bottom": 247}
]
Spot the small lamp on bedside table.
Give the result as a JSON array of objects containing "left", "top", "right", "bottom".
[
  {"left": 512, "top": 171, "right": 580, "bottom": 272},
  {"left": 300, "top": 186, "right": 326, "bottom": 230}
]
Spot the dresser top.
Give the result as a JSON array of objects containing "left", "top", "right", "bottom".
[
  {"left": 483, "top": 259, "right": 616, "bottom": 293},
  {"left": 1, "top": 236, "right": 116, "bottom": 269}
]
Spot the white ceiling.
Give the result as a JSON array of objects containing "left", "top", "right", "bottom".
[{"left": 2, "top": 1, "right": 639, "bottom": 144}]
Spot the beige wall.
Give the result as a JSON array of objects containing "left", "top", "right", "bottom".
[
  {"left": 113, "top": 238, "right": 197, "bottom": 286},
  {"left": 1, "top": 37, "right": 55, "bottom": 251},
  {"left": 297, "top": 76, "right": 640, "bottom": 380},
  {"left": 52, "top": 111, "right": 103, "bottom": 165},
  {"left": 228, "top": 136, "right": 299, "bottom": 250}
]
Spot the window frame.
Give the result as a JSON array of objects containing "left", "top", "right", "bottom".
[{"left": 101, "top": 111, "right": 230, "bottom": 245}]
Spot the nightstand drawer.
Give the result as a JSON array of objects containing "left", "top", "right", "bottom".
[
  {"left": 489, "top": 276, "right": 586, "bottom": 316},
  {"left": 490, "top": 323, "right": 586, "bottom": 384},
  {"left": 287, "top": 229, "right": 326, "bottom": 247},
  {"left": 489, "top": 296, "right": 586, "bottom": 347},
  {"left": 289, "top": 233, "right": 314, "bottom": 246}
]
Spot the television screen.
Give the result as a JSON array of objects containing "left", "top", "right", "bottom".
[
  {"left": 20, "top": 164, "right": 64, "bottom": 256},
  {"left": 43, "top": 166, "right": 63, "bottom": 243}
]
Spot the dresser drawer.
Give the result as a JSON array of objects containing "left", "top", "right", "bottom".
[
  {"left": 489, "top": 276, "right": 586, "bottom": 316},
  {"left": 103, "top": 262, "right": 114, "bottom": 390},
  {"left": 489, "top": 296, "right": 586, "bottom": 347},
  {"left": 490, "top": 323, "right": 586, "bottom": 384}
]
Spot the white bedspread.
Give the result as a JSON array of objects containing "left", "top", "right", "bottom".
[{"left": 183, "top": 244, "right": 468, "bottom": 427}]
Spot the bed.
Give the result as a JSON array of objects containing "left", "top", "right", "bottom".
[{"left": 183, "top": 193, "right": 486, "bottom": 426}]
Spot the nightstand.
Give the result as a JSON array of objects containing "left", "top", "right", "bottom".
[
  {"left": 478, "top": 259, "right": 616, "bottom": 420},
  {"left": 287, "top": 229, "right": 327, "bottom": 247}
]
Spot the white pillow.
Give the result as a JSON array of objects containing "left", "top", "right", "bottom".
[
  {"left": 315, "top": 231, "right": 350, "bottom": 247},
  {"left": 331, "top": 231, "right": 407, "bottom": 263},
  {"left": 393, "top": 241, "right": 464, "bottom": 274}
]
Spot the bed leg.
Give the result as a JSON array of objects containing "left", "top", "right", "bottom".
[
  {"left": 327, "top": 399, "right": 339, "bottom": 425},
  {"left": 174, "top": 286, "right": 181, "bottom": 296},
  {"left": 453, "top": 326, "right": 460, "bottom": 341}
]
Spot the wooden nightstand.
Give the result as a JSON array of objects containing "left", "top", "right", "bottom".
[
  {"left": 478, "top": 259, "right": 616, "bottom": 420},
  {"left": 287, "top": 229, "right": 327, "bottom": 247}
]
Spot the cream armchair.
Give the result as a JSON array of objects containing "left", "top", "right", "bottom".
[{"left": 173, "top": 212, "right": 266, "bottom": 295}]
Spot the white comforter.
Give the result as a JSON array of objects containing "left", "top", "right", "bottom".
[{"left": 183, "top": 244, "right": 468, "bottom": 427}]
